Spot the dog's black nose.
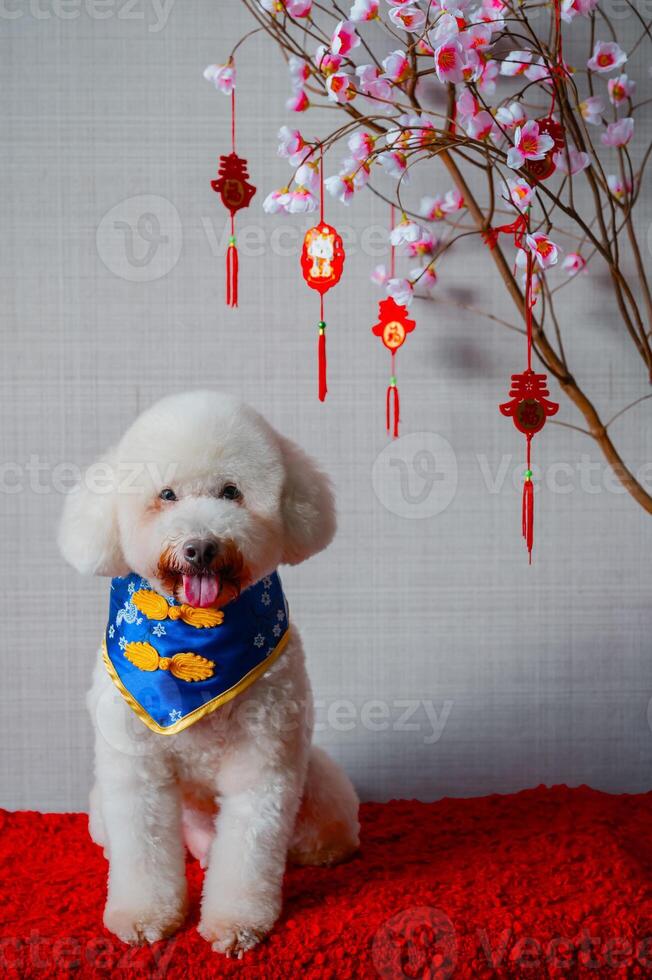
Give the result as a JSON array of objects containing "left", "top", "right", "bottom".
[{"left": 183, "top": 538, "right": 218, "bottom": 569}]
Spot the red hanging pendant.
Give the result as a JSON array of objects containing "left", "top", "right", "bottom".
[
  {"left": 300, "top": 149, "right": 345, "bottom": 401},
  {"left": 210, "top": 77, "right": 256, "bottom": 308},
  {"left": 525, "top": 117, "right": 565, "bottom": 183},
  {"left": 372, "top": 297, "right": 415, "bottom": 438},
  {"left": 498, "top": 249, "right": 558, "bottom": 562}
]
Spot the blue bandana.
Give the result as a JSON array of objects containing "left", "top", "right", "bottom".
[{"left": 103, "top": 572, "right": 289, "bottom": 735}]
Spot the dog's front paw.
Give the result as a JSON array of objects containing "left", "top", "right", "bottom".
[
  {"left": 198, "top": 918, "right": 269, "bottom": 958},
  {"left": 104, "top": 895, "right": 187, "bottom": 946}
]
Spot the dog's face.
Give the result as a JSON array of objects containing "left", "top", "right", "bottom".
[{"left": 58, "top": 392, "right": 335, "bottom": 607}]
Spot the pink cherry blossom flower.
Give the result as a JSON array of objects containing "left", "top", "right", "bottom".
[
  {"left": 495, "top": 102, "right": 527, "bottom": 129},
  {"left": 482, "top": 0, "right": 507, "bottom": 14},
  {"left": 388, "top": 4, "right": 426, "bottom": 30},
  {"left": 525, "top": 57, "right": 551, "bottom": 83},
  {"left": 285, "top": 0, "right": 312, "bottom": 14},
  {"left": 331, "top": 20, "right": 360, "bottom": 56},
  {"left": 287, "top": 186, "right": 318, "bottom": 213},
  {"left": 286, "top": 89, "right": 310, "bottom": 112},
  {"left": 324, "top": 174, "right": 355, "bottom": 204},
  {"left": 561, "top": 0, "right": 598, "bottom": 21},
  {"left": 434, "top": 39, "right": 467, "bottom": 84},
  {"left": 339, "top": 156, "right": 371, "bottom": 190},
  {"left": 553, "top": 147, "right": 590, "bottom": 175},
  {"left": 390, "top": 217, "right": 427, "bottom": 247},
  {"left": 295, "top": 161, "right": 320, "bottom": 193},
  {"left": 601, "top": 117, "right": 634, "bottom": 147},
  {"left": 387, "top": 113, "right": 434, "bottom": 149},
  {"left": 314, "top": 45, "right": 343, "bottom": 75},
  {"left": 562, "top": 253, "right": 586, "bottom": 276},
  {"left": 405, "top": 231, "right": 437, "bottom": 258},
  {"left": 505, "top": 177, "right": 533, "bottom": 212},
  {"left": 477, "top": 0, "right": 506, "bottom": 29},
  {"left": 411, "top": 265, "right": 437, "bottom": 296},
  {"left": 356, "top": 64, "right": 393, "bottom": 100},
  {"left": 430, "top": 12, "right": 459, "bottom": 44},
  {"left": 525, "top": 271, "right": 543, "bottom": 300},
  {"left": 203, "top": 63, "right": 235, "bottom": 94},
  {"left": 587, "top": 40, "right": 627, "bottom": 74},
  {"left": 348, "top": 131, "right": 375, "bottom": 161},
  {"left": 382, "top": 50, "right": 410, "bottom": 84},
  {"left": 350, "top": 0, "right": 378, "bottom": 19},
  {"left": 370, "top": 264, "right": 388, "bottom": 286},
  {"left": 463, "top": 23, "right": 493, "bottom": 51},
  {"left": 326, "top": 71, "right": 357, "bottom": 103},
  {"left": 500, "top": 50, "right": 533, "bottom": 76},
  {"left": 415, "top": 38, "right": 434, "bottom": 56},
  {"left": 420, "top": 195, "right": 448, "bottom": 220},
  {"left": 607, "top": 174, "right": 632, "bottom": 200},
  {"left": 288, "top": 55, "right": 310, "bottom": 89},
  {"left": 378, "top": 149, "right": 409, "bottom": 180},
  {"left": 506, "top": 119, "right": 555, "bottom": 170},
  {"left": 443, "top": 188, "right": 465, "bottom": 212},
  {"left": 579, "top": 96, "right": 604, "bottom": 126},
  {"left": 277, "top": 126, "right": 311, "bottom": 166},
  {"left": 387, "top": 277, "right": 414, "bottom": 307},
  {"left": 608, "top": 74, "right": 636, "bottom": 105},
  {"left": 526, "top": 233, "right": 560, "bottom": 269},
  {"left": 283, "top": 0, "right": 312, "bottom": 17},
  {"left": 477, "top": 59, "right": 499, "bottom": 95},
  {"left": 465, "top": 110, "right": 497, "bottom": 141},
  {"left": 456, "top": 89, "right": 478, "bottom": 121},
  {"left": 262, "top": 187, "right": 291, "bottom": 213}
]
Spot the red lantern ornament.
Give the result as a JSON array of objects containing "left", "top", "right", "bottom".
[
  {"left": 210, "top": 70, "right": 256, "bottom": 308},
  {"left": 300, "top": 148, "right": 345, "bottom": 401},
  {"left": 372, "top": 297, "right": 415, "bottom": 438}
]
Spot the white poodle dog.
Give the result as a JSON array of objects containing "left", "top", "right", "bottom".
[{"left": 58, "top": 390, "right": 359, "bottom": 956}]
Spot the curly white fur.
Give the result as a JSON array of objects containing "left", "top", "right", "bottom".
[{"left": 59, "top": 391, "right": 359, "bottom": 956}]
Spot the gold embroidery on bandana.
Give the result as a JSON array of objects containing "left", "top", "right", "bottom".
[
  {"left": 132, "top": 589, "right": 224, "bottom": 628},
  {"left": 124, "top": 640, "right": 215, "bottom": 682}
]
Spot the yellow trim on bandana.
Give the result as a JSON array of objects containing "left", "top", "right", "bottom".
[{"left": 102, "top": 628, "right": 291, "bottom": 736}]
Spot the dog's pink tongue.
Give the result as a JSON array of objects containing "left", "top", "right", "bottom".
[{"left": 182, "top": 574, "right": 220, "bottom": 608}]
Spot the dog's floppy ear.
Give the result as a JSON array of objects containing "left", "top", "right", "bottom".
[
  {"left": 58, "top": 447, "right": 129, "bottom": 577},
  {"left": 279, "top": 436, "right": 336, "bottom": 565}
]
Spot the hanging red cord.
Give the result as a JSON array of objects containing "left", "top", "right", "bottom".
[
  {"left": 300, "top": 145, "right": 345, "bottom": 401},
  {"left": 371, "top": 204, "right": 416, "bottom": 438},
  {"left": 210, "top": 64, "right": 256, "bottom": 308},
  {"left": 488, "top": 3, "right": 568, "bottom": 560},
  {"left": 497, "top": 228, "right": 559, "bottom": 561}
]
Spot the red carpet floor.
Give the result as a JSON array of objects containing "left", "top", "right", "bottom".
[{"left": 2, "top": 786, "right": 652, "bottom": 978}]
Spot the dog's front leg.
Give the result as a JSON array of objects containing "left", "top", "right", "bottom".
[
  {"left": 198, "top": 756, "right": 304, "bottom": 956},
  {"left": 96, "top": 738, "right": 188, "bottom": 945}
]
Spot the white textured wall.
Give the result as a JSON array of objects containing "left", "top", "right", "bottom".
[{"left": 1, "top": 2, "right": 651, "bottom": 810}]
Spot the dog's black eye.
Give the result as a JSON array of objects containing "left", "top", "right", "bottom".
[
  {"left": 159, "top": 488, "right": 177, "bottom": 502},
  {"left": 220, "top": 484, "right": 242, "bottom": 501}
]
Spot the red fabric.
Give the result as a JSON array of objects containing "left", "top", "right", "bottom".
[{"left": 2, "top": 786, "right": 652, "bottom": 978}]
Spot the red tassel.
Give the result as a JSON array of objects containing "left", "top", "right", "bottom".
[
  {"left": 226, "top": 237, "right": 238, "bottom": 308},
  {"left": 318, "top": 322, "right": 327, "bottom": 402},
  {"left": 386, "top": 381, "right": 400, "bottom": 438},
  {"left": 522, "top": 475, "right": 534, "bottom": 563}
]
